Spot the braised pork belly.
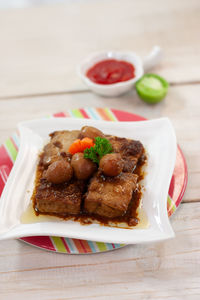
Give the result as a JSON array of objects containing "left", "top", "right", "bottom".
[{"left": 32, "top": 126, "right": 146, "bottom": 226}]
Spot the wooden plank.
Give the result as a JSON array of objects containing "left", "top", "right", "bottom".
[
  {"left": 0, "top": 0, "right": 200, "bottom": 97},
  {"left": 0, "top": 202, "right": 199, "bottom": 299},
  {"left": 0, "top": 84, "right": 199, "bottom": 202}
]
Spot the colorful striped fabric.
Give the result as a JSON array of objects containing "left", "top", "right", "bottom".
[
  {"left": 53, "top": 108, "right": 118, "bottom": 121},
  {"left": 0, "top": 107, "right": 187, "bottom": 254}
]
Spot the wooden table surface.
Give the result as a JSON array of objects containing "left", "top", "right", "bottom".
[{"left": 0, "top": 1, "right": 200, "bottom": 299}]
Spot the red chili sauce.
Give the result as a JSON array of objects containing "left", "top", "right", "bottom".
[{"left": 86, "top": 59, "right": 135, "bottom": 85}]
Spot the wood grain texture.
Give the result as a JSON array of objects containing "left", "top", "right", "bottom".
[
  {"left": 0, "top": 0, "right": 200, "bottom": 97},
  {"left": 0, "top": 203, "right": 199, "bottom": 299}
]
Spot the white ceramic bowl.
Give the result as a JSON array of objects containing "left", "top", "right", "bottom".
[
  {"left": 78, "top": 46, "right": 162, "bottom": 97},
  {"left": 78, "top": 51, "right": 144, "bottom": 97}
]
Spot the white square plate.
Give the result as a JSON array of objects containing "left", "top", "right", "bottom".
[{"left": 0, "top": 117, "right": 176, "bottom": 244}]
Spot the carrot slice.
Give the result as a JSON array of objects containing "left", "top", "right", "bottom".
[
  {"left": 68, "top": 139, "right": 82, "bottom": 155},
  {"left": 80, "top": 137, "right": 94, "bottom": 152},
  {"left": 68, "top": 138, "right": 94, "bottom": 155}
]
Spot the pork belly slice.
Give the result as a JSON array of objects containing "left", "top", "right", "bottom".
[
  {"left": 42, "top": 143, "right": 61, "bottom": 166},
  {"left": 35, "top": 178, "right": 85, "bottom": 215},
  {"left": 107, "top": 136, "right": 144, "bottom": 172},
  {"left": 50, "top": 130, "right": 80, "bottom": 153},
  {"left": 84, "top": 172, "right": 138, "bottom": 218},
  {"left": 41, "top": 130, "right": 80, "bottom": 166}
]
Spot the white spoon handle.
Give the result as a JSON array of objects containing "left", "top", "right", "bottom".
[{"left": 143, "top": 46, "right": 163, "bottom": 72}]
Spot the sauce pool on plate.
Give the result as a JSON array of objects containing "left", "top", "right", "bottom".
[{"left": 86, "top": 59, "right": 135, "bottom": 85}]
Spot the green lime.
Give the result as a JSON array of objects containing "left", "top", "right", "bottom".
[{"left": 135, "top": 73, "right": 169, "bottom": 104}]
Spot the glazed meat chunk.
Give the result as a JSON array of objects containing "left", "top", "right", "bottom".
[
  {"left": 84, "top": 172, "right": 138, "bottom": 218},
  {"left": 42, "top": 143, "right": 61, "bottom": 166},
  {"left": 107, "top": 136, "right": 144, "bottom": 172},
  {"left": 41, "top": 130, "right": 80, "bottom": 166},
  {"left": 50, "top": 130, "right": 80, "bottom": 153},
  {"left": 35, "top": 178, "right": 85, "bottom": 215}
]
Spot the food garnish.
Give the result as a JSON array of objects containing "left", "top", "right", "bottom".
[
  {"left": 84, "top": 137, "right": 113, "bottom": 164},
  {"left": 135, "top": 73, "right": 168, "bottom": 104},
  {"left": 68, "top": 137, "right": 94, "bottom": 155}
]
